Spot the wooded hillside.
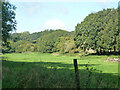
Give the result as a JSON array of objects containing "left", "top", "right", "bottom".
[{"left": 2, "top": 8, "right": 119, "bottom": 55}]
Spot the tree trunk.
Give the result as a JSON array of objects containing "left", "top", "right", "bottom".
[
  {"left": 84, "top": 50, "right": 85, "bottom": 56},
  {"left": 83, "top": 48, "right": 86, "bottom": 56},
  {"left": 96, "top": 49, "right": 99, "bottom": 55},
  {"left": 103, "top": 50, "right": 105, "bottom": 54},
  {"left": 114, "top": 46, "right": 116, "bottom": 52},
  {"left": 100, "top": 48, "right": 102, "bottom": 54}
]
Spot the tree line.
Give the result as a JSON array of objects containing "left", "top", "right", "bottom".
[
  {"left": 1, "top": 1, "right": 120, "bottom": 55},
  {"left": 2, "top": 29, "right": 76, "bottom": 53}
]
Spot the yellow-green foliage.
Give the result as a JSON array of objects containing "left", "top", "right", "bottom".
[
  {"left": 10, "top": 40, "right": 35, "bottom": 53},
  {"left": 55, "top": 37, "right": 77, "bottom": 53}
]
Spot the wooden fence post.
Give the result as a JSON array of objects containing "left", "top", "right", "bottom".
[{"left": 73, "top": 59, "right": 81, "bottom": 90}]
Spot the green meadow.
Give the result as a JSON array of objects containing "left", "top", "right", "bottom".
[
  {"left": 1, "top": 1, "right": 119, "bottom": 89},
  {"left": 2, "top": 53, "right": 119, "bottom": 88}
]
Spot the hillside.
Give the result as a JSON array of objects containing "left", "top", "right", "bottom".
[{"left": 2, "top": 8, "right": 119, "bottom": 55}]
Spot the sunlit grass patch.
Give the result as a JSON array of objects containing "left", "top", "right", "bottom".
[{"left": 2, "top": 53, "right": 118, "bottom": 88}]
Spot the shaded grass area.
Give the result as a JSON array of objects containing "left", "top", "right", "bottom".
[
  {"left": 87, "top": 51, "right": 120, "bottom": 56},
  {"left": 2, "top": 61, "right": 118, "bottom": 88},
  {"left": 1, "top": 53, "right": 119, "bottom": 88}
]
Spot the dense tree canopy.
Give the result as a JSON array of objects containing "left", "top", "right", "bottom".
[
  {"left": 2, "top": 1, "right": 16, "bottom": 44},
  {"left": 7, "top": 29, "right": 74, "bottom": 53},
  {"left": 34, "top": 29, "right": 72, "bottom": 53},
  {"left": 10, "top": 31, "right": 42, "bottom": 42},
  {"left": 74, "top": 8, "right": 119, "bottom": 54}
]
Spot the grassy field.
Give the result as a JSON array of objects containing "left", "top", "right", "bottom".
[{"left": 1, "top": 52, "right": 119, "bottom": 88}]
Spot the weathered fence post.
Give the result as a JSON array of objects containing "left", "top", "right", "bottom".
[{"left": 73, "top": 59, "right": 81, "bottom": 90}]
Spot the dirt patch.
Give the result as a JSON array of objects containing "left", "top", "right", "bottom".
[
  {"left": 52, "top": 53, "right": 59, "bottom": 56},
  {"left": 23, "top": 51, "right": 32, "bottom": 53},
  {"left": 104, "top": 57, "right": 120, "bottom": 62}
]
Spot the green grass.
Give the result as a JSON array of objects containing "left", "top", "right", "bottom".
[{"left": 1, "top": 52, "right": 119, "bottom": 88}]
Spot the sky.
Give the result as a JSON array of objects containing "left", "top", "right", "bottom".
[{"left": 9, "top": 0, "right": 119, "bottom": 33}]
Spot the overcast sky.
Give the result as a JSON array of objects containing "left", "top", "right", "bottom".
[{"left": 10, "top": 0, "right": 118, "bottom": 33}]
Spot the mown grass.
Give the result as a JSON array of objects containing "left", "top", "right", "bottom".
[{"left": 1, "top": 52, "right": 119, "bottom": 88}]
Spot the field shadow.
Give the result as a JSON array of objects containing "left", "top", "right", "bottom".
[
  {"left": 2, "top": 60, "right": 100, "bottom": 69},
  {"left": 2, "top": 60, "right": 119, "bottom": 89},
  {"left": 87, "top": 51, "right": 120, "bottom": 56},
  {"left": 32, "top": 61, "right": 100, "bottom": 68}
]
